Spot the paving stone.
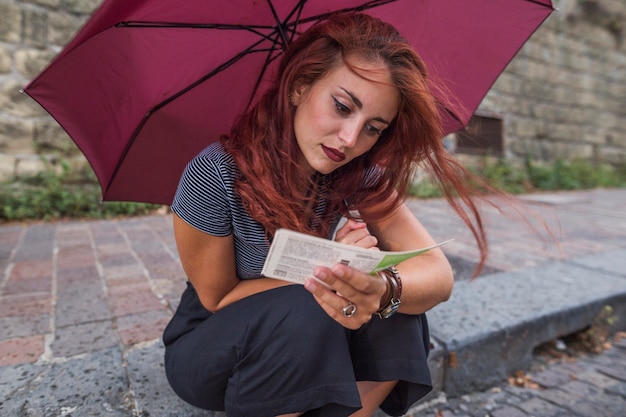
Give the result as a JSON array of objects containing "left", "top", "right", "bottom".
[
  {"left": 538, "top": 388, "right": 615, "bottom": 416},
  {"left": 0, "top": 293, "right": 51, "bottom": 317},
  {"left": 107, "top": 281, "right": 164, "bottom": 317},
  {"left": 555, "top": 360, "right": 587, "bottom": 375},
  {"left": 605, "top": 381, "right": 626, "bottom": 399},
  {"left": 491, "top": 406, "right": 527, "bottom": 417},
  {"left": 530, "top": 367, "right": 571, "bottom": 388},
  {"left": 55, "top": 289, "right": 112, "bottom": 327},
  {"left": 13, "top": 238, "right": 54, "bottom": 262},
  {"left": 0, "top": 314, "right": 49, "bottom": 340},
  {"left": 116, "top": 309, "right": 171, "bottom": 346},
  {"left": 590, "top": 347, "right": 626, "bottom": 367},
  {"left": 573, "top": 368, "right": 620, "bottom": 389},
  {"left": 96, "top": 241, "right": 132, "bottom": 256},
  {"left": 559, "top": 379, "right": 603, "bottom": 397},
  {"left": 145, "top": 260, "right": 186, "bottom": 280},
  {"left": 51, "top": 320, "right": 117, "bottom": 358},
  {"left": 125, "top": 342, "right": 218, "bottom": 416},
  {"left": 584, "top": 391, "right": 626, "bottom": 416},
  {"left": 2, "top": 275, "right": 52, "bottom": 295},
  {"left": 501, "top": 385, "right": 541, "bottom": 402},
  {"left": 98, "top": 252, "right": 140, "bottom": 268},
  {"left": 516, "top": 397, "right": 571, "bottom": 417},
  {"left": 56, "top": 246, "right": 96, "bottom": 269},
  {"left": 106, "top": 272, "right": 152, "bottom": 287},
  {"left": 131, "top": 239, "right": 166, "bottom": 253},
  {"left": 0, "top": 259, "right": 8, "bottom": 279},
  {"left": 0, "top": 225, "right": 24, "bottom": 243},
  {"left": 56, "top": 265, "right": 101, "bottom": 285},
  {"left": 596, "top": 364, "right": 626, "bottom": 382},
  {"left": 9, "top": 259, "right": 53, "bottom": 279},
  {"left": 428, "top": 411, "right": 470, "bottom": 417},
  {"left": 151, "top": 276, "right": 187, "bottom": 300},
  {"left": 0, "top": 362, "right": 41, "bottom": 400},
  {"left": 0, "top": 347, "right": 132, "bottom": 416},
  {"left": 0, "top": 335, "right": 45, "bottom": 366},
  {"left": 102, "top": 263, "right": 147, "bottom": 280}
]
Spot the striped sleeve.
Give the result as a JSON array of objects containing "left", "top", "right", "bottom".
[{"left": 171, "top": 144, "right": 234, "bottom": 236}]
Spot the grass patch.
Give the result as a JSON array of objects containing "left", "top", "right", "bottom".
[
  {"left": 3, "top": 156, "right": 625, "bottom": 222},
  {"left": 1, "top": 160, "right": 161, "bottom": 222},
  {"left": 411, "top": 157, "right": 626, "bottom": 198}
]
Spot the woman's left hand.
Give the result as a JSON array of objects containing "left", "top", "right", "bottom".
[
  {"left": 333, "top": 219, "right": 379, "bottom": 250},
  {"left": 304, "top": 263, "right": 387, "bottom": 329}
]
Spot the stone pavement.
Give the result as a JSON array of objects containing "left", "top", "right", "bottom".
[
  {"left": 1, "top": 188, "right": 625, "bottom": 416},
  {"left": 413, "top": 335, "right": 626, "bottom": 417}
]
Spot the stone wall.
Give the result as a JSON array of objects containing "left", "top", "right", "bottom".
[
  {"left": 480, "top": 0, "right": 626, "bottom": 165},
  {"left": 0, "top": 0, "right": 624, "bottom": 181},
  {"left": 0, "top": 0, "right": 100, "bottom": 179}
]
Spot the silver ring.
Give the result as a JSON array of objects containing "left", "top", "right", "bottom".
[{"left": 342, "top": 303, "right": 357, "bottom": 318}]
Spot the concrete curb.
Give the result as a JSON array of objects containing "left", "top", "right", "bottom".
[{"left": 424, "top": 249, "right": 626, "bottom": 398}]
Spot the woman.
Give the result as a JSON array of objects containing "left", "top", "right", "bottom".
[{"left": 164, "top": 13, "right": 488, "bottom": 417}]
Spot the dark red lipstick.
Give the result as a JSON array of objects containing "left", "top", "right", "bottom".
[{"left": 322, "top": 145, "right": 346, "bottom": 162}]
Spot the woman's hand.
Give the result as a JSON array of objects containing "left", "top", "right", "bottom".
[
  {"left": 334, "top": 219, "right": 379, "bottom": 250},
  {"left": 304, "top": 220, "right": 385, "bottom": 329},
  {"left": 304, "top": 264, "right": 387, "bottom": 329}
]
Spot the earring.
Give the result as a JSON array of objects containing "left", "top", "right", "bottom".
[{"left": 288, "top": 93, "right": 294, "bottom": 106}]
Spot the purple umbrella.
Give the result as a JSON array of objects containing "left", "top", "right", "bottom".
[{"left": 23, "top": 0, "right": 554, "bottom": 204}]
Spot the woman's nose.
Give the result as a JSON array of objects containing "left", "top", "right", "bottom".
[{"left": 338, "top": 121, "right": 360, "bottom": 148}]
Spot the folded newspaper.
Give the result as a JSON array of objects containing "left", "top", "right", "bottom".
[{"left": 261, "top": 228, "right": 453, "bottom": 285}]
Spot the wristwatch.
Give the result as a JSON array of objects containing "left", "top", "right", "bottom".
[{"left": 376, "top": 266, "right": 402, "bottom": 319}]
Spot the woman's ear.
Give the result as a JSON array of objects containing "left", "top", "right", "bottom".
[{"left": 290, "top": 85, "right": 308, "bottom": 106}]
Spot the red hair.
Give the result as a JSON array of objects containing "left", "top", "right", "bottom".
[{"left": 223, "top": 13, "right": 498, "bottom": 273}]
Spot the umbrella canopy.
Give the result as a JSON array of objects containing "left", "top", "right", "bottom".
[{"left": 24, "top": 0, "right": 554, "bottom": 204}]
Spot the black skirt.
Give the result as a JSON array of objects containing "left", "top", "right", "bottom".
[{"left": 163, "top": 283, "right": 432, "bottom": 417}]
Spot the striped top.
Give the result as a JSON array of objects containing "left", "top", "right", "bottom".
[{"left": 171, "top": 142, "right": 340, "bottom": 280}]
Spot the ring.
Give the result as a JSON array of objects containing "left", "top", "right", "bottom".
[{"left": 342, "top": 303, "right": 357, "bottom": 318}]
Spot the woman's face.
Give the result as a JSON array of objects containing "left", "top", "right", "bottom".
[{"left": 291, "top": 57, "right": 400, "bottom": 175}]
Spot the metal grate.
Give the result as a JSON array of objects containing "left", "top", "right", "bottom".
[{"left": 456, "top": 115, "right": 504, "bottom": 156}]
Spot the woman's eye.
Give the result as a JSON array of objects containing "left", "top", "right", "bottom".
[
  {"left": 365, "top": 125, "right": 382, "bottom": 137},
  {"left": 333, "top": 97, "right": 350, "bottom": 115}
]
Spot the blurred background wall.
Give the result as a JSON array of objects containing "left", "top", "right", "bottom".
[{"left": 0, "top": 0, "right": 624, "bottom": 180}]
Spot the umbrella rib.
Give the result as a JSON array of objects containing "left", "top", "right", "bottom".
[
  {"left": 156, "top": 47, "right": 277, "bottom": 115},
  {"left": 105, "top": 40, "right": 281, "bottom": 198},
  {"left": 284, "top": 0, "right": 398, "bottom": 27},
  {"left": 289, "top": 2, "right": 304, "bottom": 44},
  {"left": 524, "top": 0, "right": 557, "bottom": 10},
  {"left": 117, "top": 21, "right": 283, "bottom": 45},
  {"left": 116, "top": 0, "right": 400, "bottom": 46},
  {"left": 440, "top": 103, "right": 465, "bottom": 130},
  {"left": 245, "top": 28, "right": 289, "bottom": 110},
  {"left": 280, "top": 0, "right": 307, "bottom": 45},
  {"left": 267, "top": 0, "right": 289, "bottom": 48}
]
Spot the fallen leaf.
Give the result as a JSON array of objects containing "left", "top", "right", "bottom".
[
  {"left": 449, "top": 352, "right": 457, "bottom": 369},
  {"left": 508, "top": 370, "right": 542, "bottom": 389}
]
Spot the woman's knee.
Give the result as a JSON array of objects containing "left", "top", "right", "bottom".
[{"left": 164, "top": 343, "right": 237, "bottom": 410}]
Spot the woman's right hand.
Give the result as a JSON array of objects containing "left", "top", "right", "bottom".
[
  {"left": 302, "top": 219, "right": 385, "bottom": 329},
  {"left": 305, "top": 264, "right": 387, "bottom": 330}
]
